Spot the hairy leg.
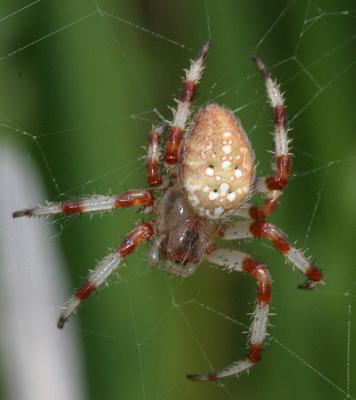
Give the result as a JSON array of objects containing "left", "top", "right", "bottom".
[
  {"left": 57, "top": 222, "right": 154, "bottom": 328},
  {"left": 164, "top": 41, "right": 210, "bottom": 166},
  {"left": 146, "top": 123, "right": 166, "bottom": 187},
  {"left": 220, "top": 220, "right": 323, "bottom": 289},
  {"left": 250, "top": 56, "right": 290, "bottom": 219},
  {"left": 188, "top": 248, "right": 271, "bottom": 380},
  {"left": 13, "top": 189, "right": 153, "bottom": 218}
]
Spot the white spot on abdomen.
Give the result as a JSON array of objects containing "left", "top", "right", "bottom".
[
  {"left": 222, "top": 145, "right": 232, "bottom": 154},
  {"left": 219, "top": 182, "right": 230, "bottom": 197},
  {"left": 205, "top": 167, "right": 214, "bottom": 176},
  {"left": 209, "top": 191, "right": 219, "bottom": 200},
  {"left": 227, "top": 192, "right": 236, "bottom": 202},
  {"left": 221, "top": 160, "right": 231, "bottom": 169},
  {"left": 234, "top": 168, "right": 242, "bottom": 178}
]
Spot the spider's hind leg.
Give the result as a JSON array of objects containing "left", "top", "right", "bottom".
[{"left": 188, "top": 248, "right": 271, "bottom": 381}]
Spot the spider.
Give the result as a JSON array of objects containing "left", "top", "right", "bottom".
[{"left": 13, "top": 41, "right": 323, "bottom": 381}]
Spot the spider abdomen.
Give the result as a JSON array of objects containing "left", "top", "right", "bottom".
[{"left": 180, "top": 104, "right": 255, "bottom": 219}]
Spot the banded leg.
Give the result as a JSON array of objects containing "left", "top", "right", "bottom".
[
  {"left": 57, "top": 222, "right": 154, "bottom": 329},
  {"left": 13, "top": 189, "right": 153, "bottom": 218},
  {"left": 188, "top": 249, "right": 271, "bottom": 381},
  {"left": 164, "top": 41, "right": 210, "bottom": 166},
  {"left": 249, "top": 177, "right": 281, "bottom": 219},
  {"left": 251, "top": 56, "right": 290, "bottom": 219},
  {"left": 146, "top": 124, "right": 166, "bottom": 187},
  {"left": 231, "top": 194, "right": 280, "bottom": 220},
  {"left": 220, "top": 220, "right": 323, "bottom": 289}
]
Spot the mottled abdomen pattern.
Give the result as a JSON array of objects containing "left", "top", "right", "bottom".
[{"left": 180, "top": 104, "right": 255, "bottom": 219}]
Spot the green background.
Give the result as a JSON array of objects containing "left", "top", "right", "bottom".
[{"left": 1, "top": 0, "right": 355, "bottom": 399}]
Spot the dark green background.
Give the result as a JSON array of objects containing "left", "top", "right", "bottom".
[{"left": 1, "top": 1, "right": 355, "bottom": 399}]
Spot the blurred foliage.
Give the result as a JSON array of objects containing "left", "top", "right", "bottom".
[{"left": 1, "top": 0, "right": 355, "bottom": 399}]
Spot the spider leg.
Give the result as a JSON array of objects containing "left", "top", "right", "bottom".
[
  {"left": 219, "top": 220, "right": 323, "bottom": 289},
  {"left": 251, "top": 56, "right": 290, "bottom": 219},
  {"left": 248, "top": 177, "right": 282, "bottom": 219},
  {"left": 164, "top": 41, "right": 210, "bottom": 166},
  {"left": 188, "top": 248, "right": 271, "bottom": 381},
  {"left": 146, "top": 123, "right": 167, "bottom": 187},
  {"left": 231, "top": 196, "right": 280, "bottom": 220},
  {"left": 57, "top": 222, "right": 154, "bottom": 329},
  {"left": 12, "top": 189, "right": 154, "bottom": 218}
]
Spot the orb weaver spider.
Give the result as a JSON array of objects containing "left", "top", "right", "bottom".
[{"left": 13, "top": 42, "right": 323, "bottom": 381}]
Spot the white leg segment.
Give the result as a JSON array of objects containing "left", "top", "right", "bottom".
[
  {"left": 58, "top": 222, "right": 154, "bottom": 328},
  {"left": 13, "top": 190, "right": 153, "bottom": 218},
  {"left": 250, "top": 304, "right": 269, "bottom": 344},
  {"left": 254, "top": 57, "right": 288, "bottom": 157},
  {"left": 18, "top": 196, "right": 124, "bottom": 217},
  {"left": 58, "top": 252, "right": 121, "bottom": 328},
  {"left": 187, "top": 248, "right": 271, "bottom": 381},
  {"left": 171, "top": 43, "right": 209, "bottom": 132}
]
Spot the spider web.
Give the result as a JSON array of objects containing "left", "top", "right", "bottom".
[{"left": 0, "top": 0, "right": 355, "bottom": 399}]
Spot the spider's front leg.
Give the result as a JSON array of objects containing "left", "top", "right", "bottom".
[
  {"left": 220, "top": 220, "right": 323, "bottom": 289},
  {"left": 12, "top": 189, "right": 154, "bottom": 218},
  {"left": 164, "top": 41, "right": 210, "bottom": 167},
  {"left": 188, "top": 248, "right": 271, "bottom": 381},
  {"left": 58, "top": 222, "right": 154, "bottom": 328},
  {"left": 250, "top": 57, "right": 290, "bottom": 220}
]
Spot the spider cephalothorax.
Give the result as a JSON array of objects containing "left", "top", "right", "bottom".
[
  {"left": 13, "top": 41, "right": 323, "bottom": 381},
  {"left": 156, "top": 184, "right": 215, "bottom": 265}
]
